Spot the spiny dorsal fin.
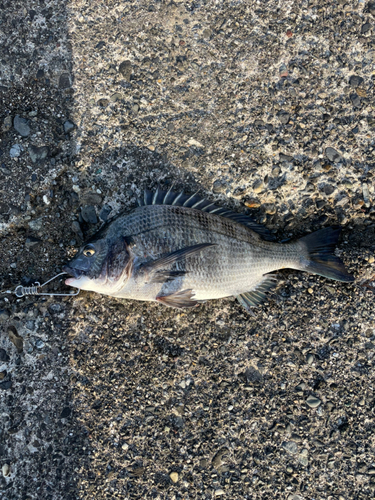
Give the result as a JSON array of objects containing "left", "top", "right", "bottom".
[{"left": 137, "top": 189, "right": 276, "bottom": 241}]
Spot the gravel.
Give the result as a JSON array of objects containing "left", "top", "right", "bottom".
[{"left": 0, "top": 0, "right": 374, "bottom": 499}]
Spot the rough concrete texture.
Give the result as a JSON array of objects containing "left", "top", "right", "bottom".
[{"left": 0, "top": 0, "right": 375, "bottom": 499}]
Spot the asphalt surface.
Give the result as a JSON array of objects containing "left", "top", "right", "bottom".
[{"left": 0, "top": 1, "right": 375, "bottom": 499}]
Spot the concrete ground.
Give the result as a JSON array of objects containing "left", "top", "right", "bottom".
[{"left": 0, "top": 1, "right": 375, "bottom": 499}]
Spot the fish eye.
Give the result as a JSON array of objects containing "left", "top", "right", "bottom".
[{"left": 83, "top": 245, "right": 96, "bottom": 257}]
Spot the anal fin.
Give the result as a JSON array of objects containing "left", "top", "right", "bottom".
[
  {"left": 156, "top": 289, "right": 198, "bottom": 309},
  {"left": 236, "top": 275, "right": 277, "bottom": 312}
]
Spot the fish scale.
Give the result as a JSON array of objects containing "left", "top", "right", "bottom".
[{"left": 63, "top": 190, "right": 354, "bottom": 311}]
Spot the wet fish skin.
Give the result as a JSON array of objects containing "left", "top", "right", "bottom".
[{"left": 63, "top": 190, "right": 354, "bottom": 310}]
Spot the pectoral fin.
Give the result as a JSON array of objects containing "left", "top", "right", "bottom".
[
  {"left": 156, "top": 289, "right": 198, "bottom": 309},
  {"left": 141, "top": 243, "right": 215, "bottom": 284}
]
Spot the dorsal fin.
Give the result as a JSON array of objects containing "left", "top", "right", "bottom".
[{"left": 137, "top": 189, "right": 276, "bottom": 241}]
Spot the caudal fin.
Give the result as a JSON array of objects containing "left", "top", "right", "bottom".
[{"left": 298, "top": 227, "right": 354, "bottom": 282}]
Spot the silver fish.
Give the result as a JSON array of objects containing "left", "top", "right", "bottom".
[{"left": 63, "top": 189, "right": 354, "bottom": 311}]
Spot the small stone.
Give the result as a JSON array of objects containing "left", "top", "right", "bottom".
[
  {"left": 99, "top": 204, "right": 112, "bottom": 222},
  {"left": 283, "top": 441, "right": 298, "bottom": 454},
  {"left": 28, "top": 218, "right": 43, "bottom": 231},
  {"left": 0, "top": 348, "right": 10, "bottom": 362},
  {"left": 350, "top": 94, "right": 361, "bottom": 107},
  {"left": 81, "top": 205, "right": 98, "bottom": 224},
  {"left": 0, "top": 310, "right": 10, "bottom": 321},
  {"left": 325, "top": 147, "right": 342, "bottom": 163},
  {"left": 3, "top": 115, "right": 12, "bottom": 131},
  {"left": 59, "top": 73, "right": 71, "bottom": 89},
  {"left": 214, "top": 489, "right": 225, "bottom": 497},
  {"left": 253, "top": 179, "right": 263, "bottom": 193},
  {"left": 121, "top": 443, "right": 129, "bottom": 451},
  {"left": 25, "top": 236, "right": 41, "bottom": 248},
  {"left": 288, "top": 495, "right": 304, "bottom": 500},
  {"left": 97, "top": 98, "right": 109, "bottom": 108},
  {"left": 170, "top": 472, "right": 179, "bottom": 483},
  {"left": 368, "top": 256, "right": 374, "bottom": 264},
  {"left": 110, "top": 93, "right": 123, "bottom": 102},
  {"left": 35, "top": 339, "right": 45, "bottom": 349},
  {"left": 363, "top": 183, "right": 370, "bottom": 207},
  {"left": 60, "top": 407, "right": 71, "bottom": 418},
  {"left": 119, "top": 60, "right": 132, "bottom": 79},
  {"left": 81, "top": 192, "right": 103, "bottom": 205},
  {"left": 71, "top": 221, "right": 84, "bottom": 240},
  {"left": 369, "top": 1, "right": 375, "bottom": 15},
  {"left": 2, "top": 464, "right": 10, "bottom": 477},
  {"left": 8, "top": 326, "right": 23, "bottom": 352},
  {"left": 361, "top": 23, "right": 372, "bottom": 34},
  {"left": 277, "top": 111, "right": 290, "bottom": 124},
  {"left": 306, "top": 353, "right": 314, "bottom": 365},
  {"left": 306, "top": 395, "right": 321, "bottom": 408},
  {"left": 14, "top": 115, "right": 31, "bottom": 137},
  {"left": 63, "top": 120, "right": 75, "bottom": 133},
  {"left": 29, "top": 145, "right": 48, "bottom": 163},
  {"left": 10, "top": 144, "right": 23, "bottom": 158},
  {"left": 349, "top": 75, "right": 364, "bottom": 88},
  {"left": 132, "top": 104, "right": 139, "bottom": 113},
  {"left": 213, "top": 180, "right": 225, "bottom": 194},
  {"left": 280, "top": 153, "right": 293, "bottom": 162}
]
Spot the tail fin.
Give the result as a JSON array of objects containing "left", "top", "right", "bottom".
[{"left": 299, "top": 227, "right": 354, "bottom": 282}]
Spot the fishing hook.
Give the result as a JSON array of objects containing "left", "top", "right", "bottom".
[{"left": 1, "top": 272, "right": 80, "bottom": 298}]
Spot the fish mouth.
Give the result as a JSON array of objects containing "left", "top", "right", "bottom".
[{"left": 62, "top": 265, "right": 84, "bottom": 280}]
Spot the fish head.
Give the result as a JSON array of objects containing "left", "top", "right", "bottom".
[{"left": 63, "top": 234, "right": 133, "bottom": 294}]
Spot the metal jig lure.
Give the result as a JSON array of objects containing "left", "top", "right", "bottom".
[{"left": 1, "top": 272, "right": 80, "bottom": 298}]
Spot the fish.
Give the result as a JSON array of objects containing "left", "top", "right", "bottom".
[{"left": 63, "top": 189, "right": 354, "bottom": 311}]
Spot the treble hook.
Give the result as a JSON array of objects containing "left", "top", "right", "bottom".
[{"left": 1, "top": 272, "right": 80, "bottom": 298}]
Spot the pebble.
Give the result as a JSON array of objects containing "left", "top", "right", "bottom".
[
  {"left": 0, "top": 348, "right": 10, "bottom": 362},
  {"left": 28, "top": 218, "right": 43, "bottom": 231},
  {"left": 71, "top": 221, "right": 84, "bottom": 240},
  {"left": 35, "top": 339, "right": 45, "bottom": 349},
  {"left": 278, "top": 110, "right": 290, "bottom": 124},
  {"left": 306, "top": 395, "right": 321, "bottom": 408},
  {"left": 283, "top": 441, "right": 298, "bottom": 454},
  {"left": 10, "top": 144, "right": 23, "bottom": 158},
  {"left": 25, "top": 236, "right": 41, "bottom": 248},
  {"left": 3, "top": 115, "right": 12, "bottom": 131},
  {"left": 0, "top": 310, "right": 10, "bottom": 321},
  {"left": 298, "top": 449, "right": 309, "bottom": 466},
  {"left": 349, "top": 75, "right": 364, "bottom": 88},
  {"left": 63, "top": 120, "right": 75, "bottom": 133},
  {"left": 306, "top": 353, "right": 314, "bottom": 364},
  {"left": 253, "top": 180, "right": 263, "bottom": 193},
  {"left": 81, "top": 205, "right": 98, "bottom": 224},
  {"left": 362, "top": 183, "right": 370, "bottom": 207},
  {"left": 119, "top": 60, "right": 132, "bottom": 79},
  {"left": 214, "top": 489, "right": 225, "bottom": 497},
  {"left": 59, "top": 73, "right": 71, "bottom": 89},
  {"left": 325, "top": 147, "right": 342, "bottom": 163},
  {"left": 170, "top": 472, "right": 179, "bottom": 483},
  {"left": 8, "top": 326, "right": 23, "bottom": 352},
  {"left": 288, "top": 496, "right": 304, "bottom": 500},
  {"left": 121, "top": 443, "right": 129, "bottom": 451},
  {"left": 81, "top": 192, "right": 102, "bottom": 205},
  {"left": 14, "top": 115, "right": 31, "bottom": 137},
  {"left": 29, "top": 145, "right": 48, "bottom": 163},
  {"left": 279, "top": 153, "right": 293, "bottom": 162},
  {"left": 2, "top": 464, "right": 10, "bottom": 477},
  {"left": 99, "top": 204, "right": 112, "bottom": 222}
]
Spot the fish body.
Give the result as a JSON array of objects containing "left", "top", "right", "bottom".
[{"left": 63, "top": 190, "right": 353, "bottom": 310}]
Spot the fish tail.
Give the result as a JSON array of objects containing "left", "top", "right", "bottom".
[{"left": 298, "top": 227, "right": 354, "bottom": 282}]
